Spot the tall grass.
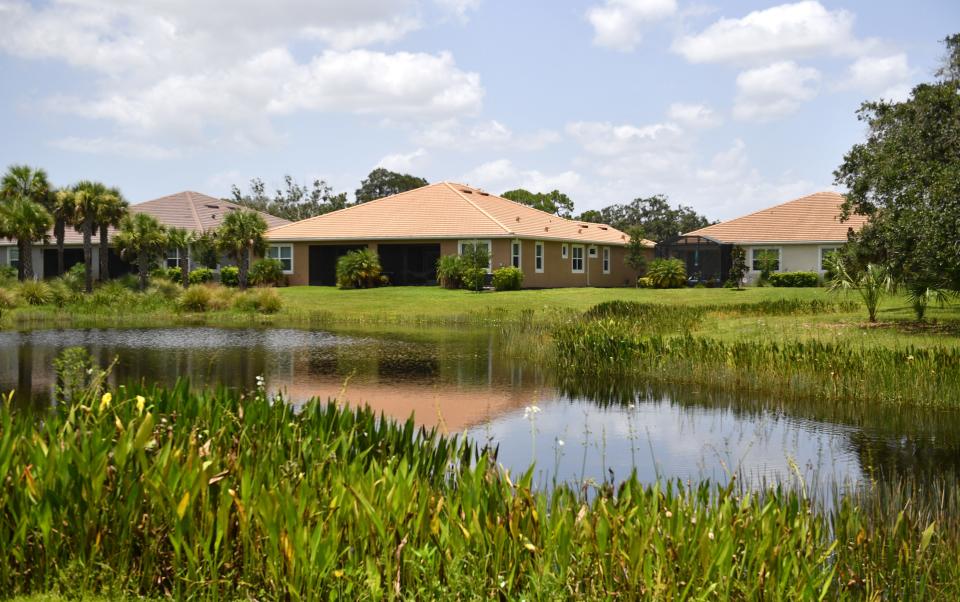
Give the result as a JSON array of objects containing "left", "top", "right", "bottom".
[{"left": 2, "top": 384, "right": 958, "bottom": 599}]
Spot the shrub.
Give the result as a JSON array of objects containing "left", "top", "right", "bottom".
[
  {"left": 17, "top": 280, "right": 52, "bottom": 306},
  {"left": 232, "top": 287, "right": 283, "bottom": 313},
  {"left": 166, "top": 266, "right": 183, "bottom": 282},
  {"left": 219, "top": 266, "right": 239, "bottom": 287},
  {"left": 0, "top": 287, "right": 19, "bottom": 311},
  {"left": 492, "top": 266, "right": 523, "bottom": 291},
  {"left": 147, "top": 279, "right": 182, "bottom": 301},
  {"left": 208, "top": 285, "right": 235, "bottom": 310},
  {"left": 436, "top": 255, "right": 465, "bottom": 289},
  {"left": 48, "top": 280, "right": 76, "bottom": 307},
  {"left": 769, "top": 272, "right": 820, "bottom": 287},
  {"left": 87, "top": 281, "right": 138, "bottom": 309},
  {"left": 636, "top": 276, "right": 652, "bottom": 288},
  {"left": 249, "top": 258, "right": 285, "bottom": 287},
  {"left": 461, "top": 267, "right": 487, "bottom": 291},
  {"left": 178, "top": 285, "right": 212, "bottom": 312},
  {"left": 0, "top": 265, "right": 16, "bottom": 285},
  {"left": 336, "top": 249, "right": 385, "bottom": 289},
  {"left": 646, "top": 258, "right": 686, "bottom": 289},
  {"left": 60, "top": 263, "right": 87, "bottom": 292},
  {"left": 189, "top": 267, "right": 215, "bottom": 285}
]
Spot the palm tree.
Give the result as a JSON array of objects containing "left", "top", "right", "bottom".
[
  {"left": 1, "top": 165, "right": 51, "bottom": 279},
  {"left": 114, "top": 213, "right": 167, "bottom": 291},
  {"left": 46, "top": 187, "right": 74, "bottom": 277},
  {"left": 64, "top": 181, "right": 113, "bottom": 293},
  {"left": 166, "top": 227, "right": 192, "bottom": 289},
  {"left": 825, "top": 255, "right": 895, "bottom": 322},
  {"left": 95, "top": 188, "right": 129, "bottom": 282},
  {"left": 215, "top": 209, "right": 267, "bottom": 290},
  {"left": 0, "top": 195, "right": 53, "bottom": 281}
]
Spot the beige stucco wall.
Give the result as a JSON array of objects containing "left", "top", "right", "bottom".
[
  {"left": 278, "top": 238, "right": 648, "bottom": 288},
  {"left": 741, "top": 243, "right": 837, "bottom": 284}
]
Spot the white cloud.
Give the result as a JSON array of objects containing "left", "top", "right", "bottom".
[
  {"left": 50, "top": 136, "right": 181, "bottom": 160},
  {"left": 414, "top": 119, "right": 559, "bottom": 151},
  {"left": 304, "top": 17, "right": 422, "bottom": 51},
  {"left": 666, "top": 102, "right": 721, "bottom": 128},
  {"left": 843, "top": 53, "right": 912, "bottom": 101},
  {"left": 377, "top": 148, "right": 428, "bottom": 172},
  {"left": 434, "top": 0, "right": 482, "bottom": 21},
  {"left": 587, "top": 0, "right": 677, "bottom": 51},
  {"left": 733, "top": 61, "right": 820, "bottom": 122},
  {"left": 565, "top": 121, "right": 684, "bottom": 156},
  {"left": 673, "top": 1, "right": 864, "bottom": 64},
  {"left": 461, "top": 159, "right": 582, "bottom": 194}
]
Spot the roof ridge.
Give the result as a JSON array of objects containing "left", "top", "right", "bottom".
[
  {"left": 442, "top": 182, "right": 513, "bottom": 235},
  {"left": 184, "top": 191, "right": 204, "bottom": 232}
]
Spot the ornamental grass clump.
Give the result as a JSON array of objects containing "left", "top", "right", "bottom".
[
  {"left": 178, "top": 284, "right": 212, "bottom": 312},
  {"left": 646, "top": 258, "right": 687, "bottom": 288},
  {"left": 16, "top": 279, "right": 52, "bottom": 306},
  {"left": 336, "top": 248, "right": 385, "bottom": 289},
  {"left": 1, "top": 382, "right": 958, "bottom": 599}
]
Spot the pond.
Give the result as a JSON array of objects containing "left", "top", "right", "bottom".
[{"left": 3, "top": 327, "right": 959, "bottom": 496}]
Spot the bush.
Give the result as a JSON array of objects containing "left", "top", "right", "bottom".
[
  {"left": 166, "top": 266, "right": 183, "bottom": 283},
  {"left": 249, "top": 258, "right": 285, "bottom": 287},
  {"left": 646, "top": 258, "right": 687, "bottom": 289},
  {"left": 636, "top": 276, "right": 652, "bottom": 288},
  {"left": 48, "top": 280, "right": 76, "bottom": 307},
  {"left": 0, "top": 265, "right": 16, "bottom": 285},
  {"left": 178, "top": 285, "right": 212, "bottom": 312},
  {"left": 0, "top": 287, "right": 19, "bottom": 311},
  {"left": 769, "top": 271, "right": 820, "bottom": 287},
  {"left": 60, "top": 263, "right": 87, "bottom": 292},
  {"left": 88, "top": 281, "right": 138, "bottom": 308},
  {"left": 208, "top": 285, "right": 235, "bottom": 310},
  {"left": 233, "top": 287, "right": 283, "bottom": 313},
  {"left": 461, "top": 267, "right": 487, "bottom": 291},
  {"left": 17, "top": 280, "right": 52, "bottom": 306},
  {"left": 147, "top": 279, "right": 182, "bottom": 301},
  {"left": 189, "top": 267, "right": 215, "bottom": 285},
  {"left": 436, "top": 255, "right": 465, "bottom": 289},
  {"left": 219, "top": 266, "right": 239, "bottom": 287},
  {"left": 336, "top": 249, "right": 385, "bottom": 289},
  {"left": 492, "top": 266, "right": 523, "bottom": 291}
]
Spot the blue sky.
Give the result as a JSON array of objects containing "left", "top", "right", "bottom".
[{"left": 0, "top": 0, "right": 956, "bottom": 219}]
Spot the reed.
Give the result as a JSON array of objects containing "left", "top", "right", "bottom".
[{"left": 2, "top": 384, "right": 959, "bottom": 600}]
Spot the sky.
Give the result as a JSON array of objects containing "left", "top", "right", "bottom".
[{"left": 0, "top": 0, "right": 957, "bottom": 220}]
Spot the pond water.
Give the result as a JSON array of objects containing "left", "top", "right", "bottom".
[{"left": 3, "top": 327, "right": 959, "bottom": 496}]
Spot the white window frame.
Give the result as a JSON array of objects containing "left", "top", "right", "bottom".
[
  {"left": 267, "top": 244, "right": 294, "bottom": 274},
  {"left": 602, "top": 246, "right": 610, "bottom": 274},
  {"left": 6, "top": 247, "right": 19, "bottom": 268},
  {"left": 458, "top": 239, "right": 493, "bottom": 272},
  {"left": 511, "top": 239, "right": 521, "bottom": 269},
  {"left": 588, "top": 245, "right": 598, "bottom": 258},
  {"left": 561, "top": 243, "right": 569, "bottom": 259},
  {"left": 166, "top": 247, "right": 183, "bottom": 269},
  {"left": 750, "top": 247, "right": 782, "bottom": 272},
  {"left": 534, "top": 241, "right": 544, "bottom": 273},
  {"left": 571, "top": 244, "right": 585, "bottom": 273},
  {"left": 818, "top": 246, "right": 841, "bottom": 272}
]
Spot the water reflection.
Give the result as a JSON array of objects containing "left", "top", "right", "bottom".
[{"left": 2, "top": 327, "right": 958, "bottom": 496}]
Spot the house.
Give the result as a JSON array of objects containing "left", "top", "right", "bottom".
[
  {"left": 656, "top": 191, "right": 868, "bottom": 283},
  {"left": 1, "top": 191, "right": 288, "bottom": 279},
  {"left": 264, "top": 182, "right": 653, "bottom": 287}
]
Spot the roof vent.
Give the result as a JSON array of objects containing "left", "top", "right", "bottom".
[
  {"left": 460, "top": 189, "right": 473, "bottom": 194},
  {"left": 579, "top": 224, "right": 589, "bottom": 228},
  {"left": 479, "top": 191, "right": 490, "bottom": 196},
  {"left": 544, "top": 226, "right": 549, "bottom": 232},
  {"left": 204, "top": 204, "right": 220, "bottom": 209},
  {"left": 599, "top": 226, "right": 608, "bottom": 230},
  {"left": 515, "top": 216, "right": 520, "bottom": 222}
]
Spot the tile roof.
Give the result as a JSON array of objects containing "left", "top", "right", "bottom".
[
  {"left": 2, "top": 191, "right": 289, "bottom": 246},
  {"left": 684, "top": 191, "right": 868, "bottom": 244},
  {"left": 265, "top": 182, "right": 651, "bottom": 247}
]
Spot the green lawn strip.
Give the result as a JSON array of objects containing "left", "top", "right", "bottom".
[{"left": 3, "top": 384, "right": 957, "bottom": 600}]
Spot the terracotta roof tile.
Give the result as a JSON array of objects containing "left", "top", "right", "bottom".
[
  {"left": 266, "top": 182, "right": 650, "bottom": 247},
  {"left": 684, "top": 191, "right": 867, "bottom": 243}
]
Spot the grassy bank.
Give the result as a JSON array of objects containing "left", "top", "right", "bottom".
[{"left": 3, "top": 383, "right": 959, "bottom": 600}]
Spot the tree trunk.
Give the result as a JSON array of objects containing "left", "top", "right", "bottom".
[
  {"left": 83, "top": 219, "right": 94, "bottom": 293},
  {"left": 19, "top": 240, "right": 33, "bottom": 281},
  {"left": 99, "top": 224, "right": 110, "bottom": 282},
  {"left": 138, "top": 255, "right": 148, "bottom": 291},
  {"left": 181, "top": 247, "right": 189, "bottom": 289},
  {"left": 55, "top": 219, "right": 65, "bottom": 276},
  {"left": 239, "top": 249, "right": 249, "bottom": 290}
]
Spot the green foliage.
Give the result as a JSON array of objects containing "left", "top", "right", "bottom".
[
  {"left": 249, "top": 258, "right": 285, "bottom": 287},
  {"left": 0, "top": 265, "right": 16, "bottom": 284},
  {"left": 355, "top": 167, "right": 428, "bottom": 203},
  {"left": 728, "top": 246, "right": 748, "bottom": 289},
  {"left": 215, "top": 209, "right": 268, "bottom": 290},
  {"left": 230, "top": 175, "right": 348, "bottom": 221},
  {"left": 769, "top": 271, "right": 820, "bottom": 287},
  {"left": 219, "top": 266, "right": 239, "bottom": 287},
  {"left": 904, "top": 283, "right": 952, "bottom": 322},
  {"left": 577, "top": 194, "right": 713, "bottom": 242},
  {"left": 165, "top": 266, "right": 182, "bottom": 282},
  {"left": 501, "top": 188, "right": 575, "bottom": 217},
  {"left": 624, "top": 227, "right": 649, "bottom": 273},
  {"left": 188, "top": 267, "right": 214, "bottom": 285},
  {"left": 47, "top": 280, "right": 76, "bottom": 307},
  {"left": 646, "top": 258, "right": 687, "bottom": 288},
  {"left": 234, "top": 287, "right": 283, "bottom": 313},
  {"left": 834, "top": 35, "right": 960, "bottom": 291},
  {"left": 459, "top": 242, "right": 490, "bottom": 292},
  {"left": 114, "top": 212, "right": 167, "bottom": 291},
  {"left": 0, "top": 195, "right": 53, "bottom": 281},
  {"left": 16, "top": 280, "right": 52, "bottom": 305},
  {"left": 754, "top": 251, "right": 779, "bottom": 286},
  {"left": 1, "top": 384, "right": 958, "bottom": 599},
  {"left": 0, "top": 287, "right": 19, "bottom": 311},
  {"left": 146, "top": 279, "right": 182, "bottom": 301},
  {"left": 177, "top": 285, "right": 212, "bottom": 312},
  {"left": 491, "top": 266, "right": 523, "bottom": 291},
  {"left": 826, "top": 255, "right": 894, "bottom": 322},
  {"left": 436, "top": 255, "right": 465, "bottom": 289},
  {"left": 336, "top": 248, "right": 385, "bottom": 289}
]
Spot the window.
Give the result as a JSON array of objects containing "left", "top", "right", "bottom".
[
  {"left": 6, "top": 247, "right": 19, "bottom": 269},
  {"left": 588, "top": 246, "right": 598, "bottom": 258},
  {"left": 511, "top": 240, "right": 521, "bottom": 269},
  {"left": 751, "top": 248, "right": 781, "bottom": 272},
  {"left": 458, "top": 240, "right": 492, "bottom": 271},
  {"left": 166, "top": 248, "right": 183, "bottom": 269},
  {"left": 571, "top": 245, "right": 584, "bottom": 273},
  {"left": 535, "top": 241, "right": 544, "bottom": 273},
  {"left": 820, "top": 247, "right": 841, "bottom": 271},
  {"left": 602, "top": 247, "right": 610, "bottom": 274},
  {"left": 267, "top": 244, "right": 294, "bottom": 273},
  {"left": 561, "top": 244, "right": 568, "bottom": 259}
]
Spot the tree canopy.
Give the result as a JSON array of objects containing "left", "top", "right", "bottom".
[
  {"left": 501, "top": 189, "right": 575, "bottom": 218},
  {"left": 230, "top": 176, "right": 348, "bottom": 221},
  {"left": 355, "top": 168, "right": 428, "bottom": 203},
  {"left": 834, "top": 34, "right": 960, "bottom": 291},
  {"left": 577, "top": 194, "right": 713, "bottom": 243}
]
